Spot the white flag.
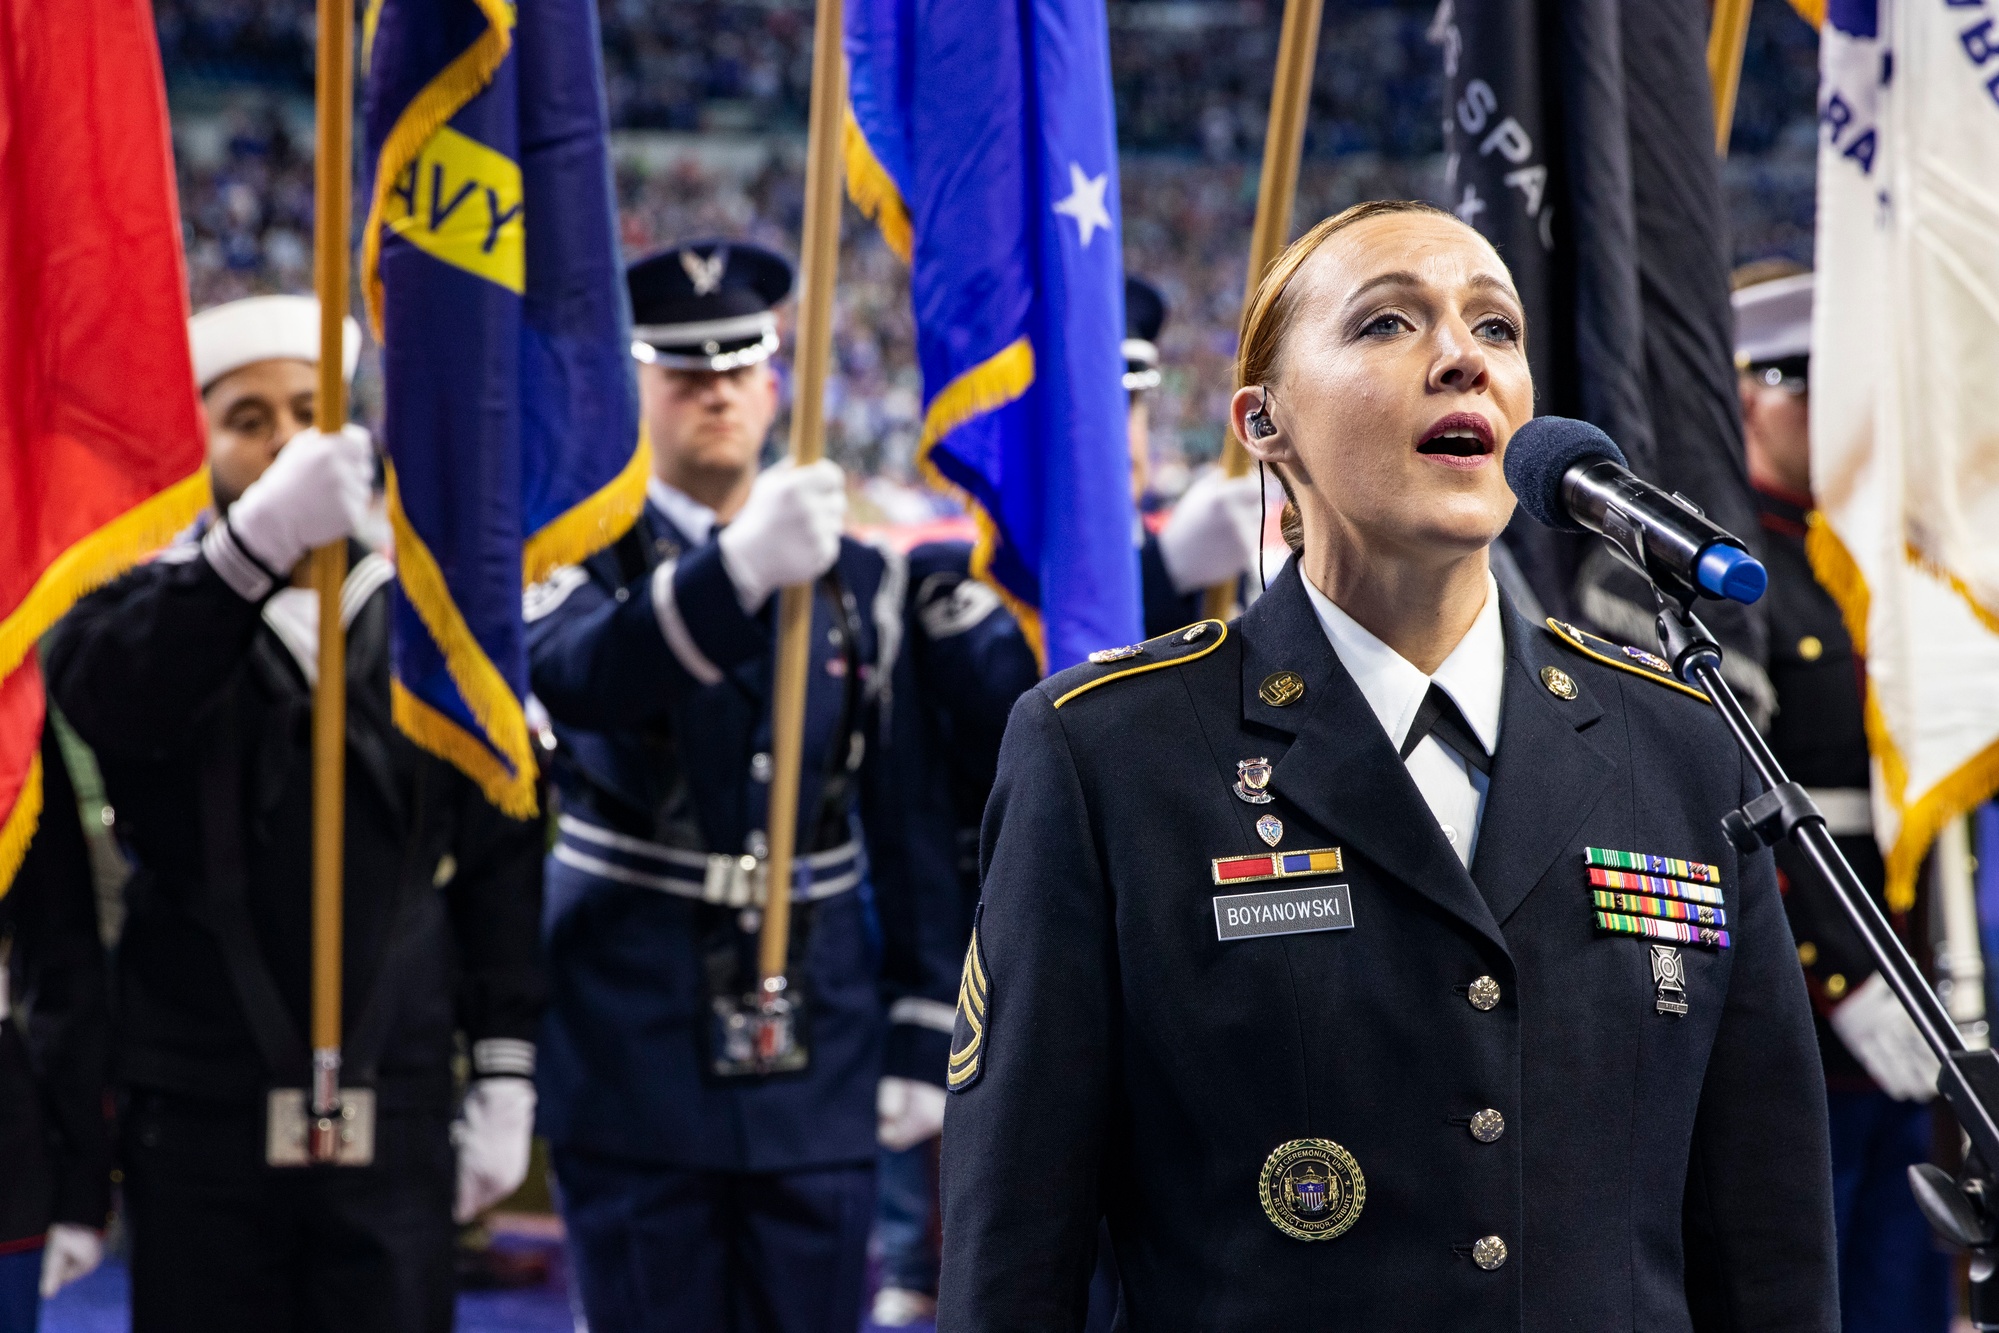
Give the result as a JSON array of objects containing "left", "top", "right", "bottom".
[{"left": 1810, "top": 0, "right": 1999, "bottom": 912}]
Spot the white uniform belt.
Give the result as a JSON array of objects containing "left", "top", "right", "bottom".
[
  {"left": 553, "top": 815, "right": 862, "bottom": 907},
  {"left": 1805, "top": 787, "right": 1874, "bottom": 839}
]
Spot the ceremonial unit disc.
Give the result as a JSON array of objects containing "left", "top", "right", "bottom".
[{"left": 1258, "top": 1137, "right": 1366, "bottom": 1241}]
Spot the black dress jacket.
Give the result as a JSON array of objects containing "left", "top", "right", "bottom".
[
  {"left": 46, "top": 538, "right": 545, "bottom": 1111},
  {"left": 0, "top": 723, "right": 111, "bottom": 1245},
  {"left": 938, "top": 558, "right": 1837, "bottom": 1332}
]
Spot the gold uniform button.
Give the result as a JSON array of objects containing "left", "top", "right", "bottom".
[
  {"left": 1472, "top": 1235, "right": 1508, "bottom": 1270},
  {"left": 1797, "top": 941, "right": 1819, "bottom": 967},
  {"left": 1826, "top": 973, "right": 1848, "bottom": 999},
  {"left": 1469, "top": 1109, "right": 1505, "bottom": 1143},
  {"left": 1467, "top": 976, "right": 1501, "bottom": 1011},
  {"left": 1798, "top": 635, "right": 1824, "bottom": 661},
  {"left": 1540, "top": 665, "right": 1578, "bottom": 700}
]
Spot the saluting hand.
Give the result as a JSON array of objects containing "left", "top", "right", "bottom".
[
  {"left": 225, "top": 424, "right": 375, "bottom": 576},
  {"left": 718, "top": 459, "right": 847, "bottom": 614}
]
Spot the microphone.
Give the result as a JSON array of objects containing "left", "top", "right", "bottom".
[{"left": 1504, "top": 416, "right": 1767, "bottom": 605}]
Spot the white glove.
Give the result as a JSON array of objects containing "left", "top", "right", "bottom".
[
  {"left": 717, "top": 459, "right": 847, "bottom": 613},
  {"left": 1156, "top": 469, "right": 1265, "bottom": 595},
  {"left": 1829, "top": 972, "right": 1941, "bottom": 1102},
  {"left": 453, "top": 1076, "right": 538, "bottom": 1223},
  {"left": 38, "top": 1223, "right": 102, "bottom": 1299},
  {"left": 876, "top": 1075, "right": 948, "bottom": 1152},
  {"left": 227, "top": 424, "right": 374, "bottom": 575}
]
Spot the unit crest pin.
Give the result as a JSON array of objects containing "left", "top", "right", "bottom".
[{"left": 1234, "top": 757, "right": 1275, "bottom": 805}]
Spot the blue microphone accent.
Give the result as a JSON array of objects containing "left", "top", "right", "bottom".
[{"left": 1696, "top": 545, "right": 1768, "bottom": 604}]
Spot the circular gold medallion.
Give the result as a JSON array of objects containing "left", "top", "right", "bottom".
[
  {"left": 1798, "top": 634, "right": 1824, "bottom": 661},
  {"left": 1540, "top": 665, "right": 1578, "bottom": 700},
  {"left": 1259, "top": 671, "right": 1306, "bottom": 707},
  {"left": 1258, "top": 1138, "right": 1366, "bottom": 1241}
]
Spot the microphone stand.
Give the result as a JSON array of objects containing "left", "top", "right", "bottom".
[{"left": 1652, "top": 591, "right": 1999, "bottom": 1325}]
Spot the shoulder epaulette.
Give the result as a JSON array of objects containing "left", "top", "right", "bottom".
[
  {"left": 1543, "top": 618, "right": 1710, "bottom": 704},
  {"left": 1050, "top": 619, "right": 1229, "bottom": 709}
]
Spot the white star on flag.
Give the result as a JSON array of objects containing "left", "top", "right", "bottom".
[{"left": 1053, "top": 162, "right": 1112, "bottom": 248}]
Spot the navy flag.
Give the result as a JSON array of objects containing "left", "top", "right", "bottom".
[
  {"left": 362, "top": 0, "right": 646, "bottom": 814},
  {"left": 845, "top": 0, "right": 1141, "bottom": 671}
]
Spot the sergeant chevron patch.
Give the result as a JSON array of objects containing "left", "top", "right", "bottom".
[{"left": 947, "top": 916, "right": 989, "bottom": 1093}]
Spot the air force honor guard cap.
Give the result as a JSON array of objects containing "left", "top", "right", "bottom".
[
  {"left": 628, "top": 241, "right": 794, "bottom": 372},
  {"left": 1730, "top": 270, "right": 1812, "bottom": 386},
  {"left": 189, "top": 294, "right": 362, "bottom": 393},
  {"left": 1123, "top": 276, "right": 1167, "bottom": 391}
]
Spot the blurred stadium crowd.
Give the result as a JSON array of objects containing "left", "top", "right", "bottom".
[{"left": 163, "top": 0, "right": 1820, "bottom": 505}]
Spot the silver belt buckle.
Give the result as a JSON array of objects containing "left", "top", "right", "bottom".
[{"left": 703, "top": 853, "right": 768, "bottom": 907}]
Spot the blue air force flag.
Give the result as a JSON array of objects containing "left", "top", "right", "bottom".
[
  {"left": 846, "top": 0, "right": 1142, "bottom": 671},
  {"left": 363, "top": 0, "right": 646, "bottom": 815}
]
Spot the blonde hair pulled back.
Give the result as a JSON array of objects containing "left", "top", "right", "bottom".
[{"left": 1233, "top": 198, "right": 1470, "bottom": 551}]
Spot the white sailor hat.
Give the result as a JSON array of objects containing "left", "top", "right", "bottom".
[
  {"left": 1731, "top": 271, "right": 1813, "bottom": 370},
  {"left": 627, "top": 241, "right": 794, "bottom": 372},
  {"left": 189, "top": 294, "right": 362, "bottom": 393},
  {"left": 1122, "top": 276, "right": 1167, "bottom": 392}
]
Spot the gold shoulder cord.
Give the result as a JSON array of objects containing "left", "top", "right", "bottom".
[
  {"left": 1542, "top": 619, "right": 1711, "bottom": 705},
  {"left": 1053, "top": 620, "right": 1230, "bottom": 710}
]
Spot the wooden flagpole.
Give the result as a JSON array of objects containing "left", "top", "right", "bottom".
[
  {"left": 758, "top": 0, "right": 846, "bottom": 997},
  {"left": 1203, "top": 0, "right": 1325, "bottom": 622},
  {"left": 308, "top": 0, "right": 355, "bottom": 1161},
  {"left": 1707, "top": 0, "right": 1754, "bottom": 155}
]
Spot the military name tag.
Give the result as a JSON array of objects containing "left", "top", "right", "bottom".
[{"left": 1214, "top": 883, "right": 1354, "bottom": 941}]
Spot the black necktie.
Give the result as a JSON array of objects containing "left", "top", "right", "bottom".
[{"left": 1399, "top": 683, "right": 1491, "bottom": 775}]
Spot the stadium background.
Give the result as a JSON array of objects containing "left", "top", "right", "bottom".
[{"left": 161, "top": 0, "right": 1819, "bottom": 520}]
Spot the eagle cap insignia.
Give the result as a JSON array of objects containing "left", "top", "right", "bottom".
[{"left": 680, "top": 246, "right": 728, "bottom": 296}]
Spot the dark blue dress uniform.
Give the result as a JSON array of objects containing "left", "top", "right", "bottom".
[
  {"left": 528, "top": 499, "right": 963, "bottom": 1327},
  {"left": 938, "top": 558, "right": 1838, "bottom": 1331}
]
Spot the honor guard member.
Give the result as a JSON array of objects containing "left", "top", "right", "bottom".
[
  {"left": 0, "top": 725, "right": 111, "bottom": 1329},
  {"left": 525, "top": 241, "right": 961, "bottom": 1333},
  {"left": 1127, "top": 276, "right": 1266, "bottom": 637},
  {"left": 45, "top": 296, "right": 547, "bottom": 1333},
  {"left": 938, "top": 203, "right": 1838, "bottom": 1331},
  {"left": 1734, "top": 265, "right": 1950, "bottom": 1332}
]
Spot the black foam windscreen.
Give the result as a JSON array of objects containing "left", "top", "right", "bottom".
[{"left": 1504, "top": 416, "right": 1628, "bottom": 531}]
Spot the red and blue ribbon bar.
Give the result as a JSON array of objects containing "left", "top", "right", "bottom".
[{"left": 1212, "top": 847, "right": 1345, "bottom": 886}]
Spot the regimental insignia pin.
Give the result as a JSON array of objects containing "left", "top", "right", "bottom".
[
  {"left": 1088, "top": 643, "right": 1143, "bottom": 664},
  {"left": 1651, "top": 945, "right": 1689, "bottom": 1016},
  {"left": 1234, "top": 757, "right": 1275, "bottom": 804},
  {"left": 1259, "top": 671, "right": 1306, "bottom": 707},
  {"left": 1256, "top": 814, "right": 1284, "bottom": 847},
  {"left": 1259, "top": 1138, "right": 1366, "bottom": 1242},
  {"left": 1540, "top": 665, "right": 1578, "bottom": 700}
]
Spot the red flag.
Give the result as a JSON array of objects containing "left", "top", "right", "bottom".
[{"left": 0, "top": 0, "right": 208, "bottom": 894}]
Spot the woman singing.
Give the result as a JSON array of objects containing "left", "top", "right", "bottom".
[{"left": 936, "top": 200, "right": 1837, "bottom": 1331}]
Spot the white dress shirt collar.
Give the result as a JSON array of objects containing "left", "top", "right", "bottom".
[
  {"left": 1300, "top": 570, "right": 1505, "bottom": 757},
  {"left": 647, "top": 476, "right": 717, "bottom": 548}
]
